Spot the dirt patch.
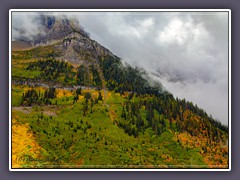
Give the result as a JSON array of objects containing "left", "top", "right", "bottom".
[
  {"left": 12, "top": 40, "right": 33, "bottom": 51},
  {"left": 12, "top": 107, "right": 32, "bottom": 114},
  {"left": 43, "top": 110, "right": 57, "bottom": 117},
  {"left": 109, "top": 106, "right": 118, "bottom": 122}
]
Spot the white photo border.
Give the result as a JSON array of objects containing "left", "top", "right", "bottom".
[{"left": 9, "top": 9, "right": 231, "bottom": 172}]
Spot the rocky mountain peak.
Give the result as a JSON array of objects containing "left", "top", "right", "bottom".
[
  {"left": 19, "top": 15, "right": 115, "bottom": 65},
  {"left": 39, "top": 15, "right": 81, "bottom": 33},
  {"left": 29, "top": 15, "right": 90, "bottom": 46}
]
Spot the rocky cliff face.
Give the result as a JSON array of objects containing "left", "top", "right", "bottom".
[
  {"left": 29, "top": 15, "right": 89, "bottom": 46},
  {"left": 25, "top": 15, "right": 116, "bottom": 65}
]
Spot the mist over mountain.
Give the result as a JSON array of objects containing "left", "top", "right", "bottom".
[{"left": 12, "top": 12, "right": 229, "bottom": 125}]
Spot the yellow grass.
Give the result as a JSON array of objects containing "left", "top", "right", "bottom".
[
  {"left": 56, "top": 89, "right": 73, "bottom": 98},
  {"left": 12, "top": 114, "right": 44, "bottom": 168}
]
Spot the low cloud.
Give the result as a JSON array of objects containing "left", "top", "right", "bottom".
[{"left": 12, "top": 12, "right": 44, "bottom": 40}]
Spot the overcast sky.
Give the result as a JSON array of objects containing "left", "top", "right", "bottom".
[{"left": 12, "top": 11, "right": 229, "bottom": 125}]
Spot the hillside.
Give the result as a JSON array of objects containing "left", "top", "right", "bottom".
[
  {"left": 12, "top": 40, "right": 32, "bottom": 51},
  {"left": 11, "top": 15, "right": 228, "bottom": 169}
]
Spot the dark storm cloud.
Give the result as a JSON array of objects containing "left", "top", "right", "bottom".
[{"left": 12, "top": 11, "right": 229, "bottom": 125}]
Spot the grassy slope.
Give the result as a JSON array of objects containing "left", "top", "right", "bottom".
[
  {"left": 11, "top": 46, "right": 228, "bottom": 169},
  {"left": 12, "top": 85, "right": 208, "bottom": 168}
]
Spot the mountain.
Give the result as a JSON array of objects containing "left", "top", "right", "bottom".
[
  {"left": 17, "top": 15, "right": 115, "bottom": 64},
  {"left": 11, "top": 15, "right": 229, "bottom": 169}
]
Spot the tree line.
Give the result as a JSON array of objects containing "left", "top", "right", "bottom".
[
  {"left": 118, "top": 93, "right": 228, "bottom": 142},
  {"left": 21, "top": 87, "right": 56, "bottom": 106},
  {"left": 99, "top": 55, "right": 164, "bottom": 96},
  {"left": 27, "top": 58, "right": 103, "bottom": 87}
]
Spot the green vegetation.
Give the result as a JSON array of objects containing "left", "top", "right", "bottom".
[
  {"left": 20, "top": 87, "right": 56, "bottom": 106},
  {"left": 12, "top": 45, "right": 63, "bottom": 60},
  {"left": 12, "top": 85, "right": 228, "bottom": 168},
  {"left": 99, "top": 55, "right": 163, "bottom": 96},
  {"left": 27, "top": 59, "right": 76, "bottom": 85},
  {"left": 12, "top": 49, "right": 164, "bottom": 94},
  {"left": 11, "top": 40, "right": 228, "bottom": 169}
]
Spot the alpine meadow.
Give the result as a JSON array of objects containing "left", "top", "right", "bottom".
[{"left": 10, "top": 11, "right": 230, "bottom": 170}]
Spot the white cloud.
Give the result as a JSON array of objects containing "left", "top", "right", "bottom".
[
  {"left": 141, "top": 18, "right": 154, "bottom": 28},
  {"left": 158, "top": 18, "right": 186, "bottom": 45},
  {"left": 157, "top": 17, "right": 210, "bottom": 47}
]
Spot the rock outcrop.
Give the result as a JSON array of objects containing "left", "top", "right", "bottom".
[{"left": 24, "top": 15, "right": 117, "bottom": 65}]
